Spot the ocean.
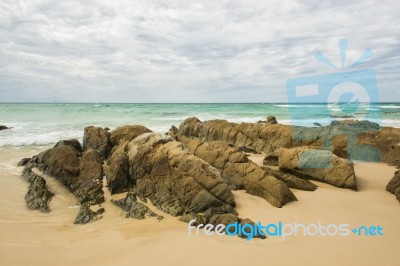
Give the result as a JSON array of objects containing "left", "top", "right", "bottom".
[{"left": 0, "top": 103, "right": 399, "bottom": 147}]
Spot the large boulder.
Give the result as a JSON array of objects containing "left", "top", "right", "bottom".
[
  {"left": 104, "top": 141, "right": 132, "bottom": 194},
  {"left": 127, "top": 133, "right": 236, "bottom": 216},
  {"left": 279, "top": 147, "right": 357, "bottom": 190},
  {"left": 54, "top": 139, "right": 83, "bottom": 152},
  {"left": 110, "top": 125, "right": 152, "bottom": 146},
  {"left": 386, "top": 170, "right": 400, "bottom": 202},
  {"left": 176, "top": 134, "right": 297, "bottom": 207},
  {"left": 83, "top": 126, "right": 111, "bottom": 159}
]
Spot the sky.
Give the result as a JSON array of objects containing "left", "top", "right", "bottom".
[{"left": 0, "top": 0, "right": 399, "bottom": 103}]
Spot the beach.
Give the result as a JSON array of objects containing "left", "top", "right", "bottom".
[{"left": 0, "top": 144, "right": 399, "bottom": 266}]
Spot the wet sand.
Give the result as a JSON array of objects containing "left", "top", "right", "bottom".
[{"left": 0, "top": 147, "right": 399, "bottom": 266}]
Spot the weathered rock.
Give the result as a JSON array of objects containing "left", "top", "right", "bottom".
[
  {"left": 74, "top": 203, "right": 104, "bottom": 224},
  {"left": 32, "top": 145, "right": 104, "bottom": 205},
  {"left": 111, "top": 193, "right": 163, "bottom": 220},
  {"left": 127, "top": 133, "right": 236, "bottom": 216},
  {"left": 18, "top": 158, "right": 31, "bottom": 167},
  {"left": 178, "top": 118, "right": 400, "bottom": 166},
  {"left": 238, "top": 146, "right": 259, "bottom": 154},
  {"left": 23, "top": 165, "right": 54, "bottom": 212},
  {"left": 279, "top": 147, "right": 357, "bottom": 190},
  {"left": 169, "top": 125, "right": 178, "bottom": 132},
  {"left": 267, "top": 116, "right": 278, "bottom": 124},
  {"left": 176, "top": 135, "right": 296, "bottom": 207},
  {"left": 386, "top": 170, "right": 400, "bottom": 202},
  {"left": 263, "top": 152, "right": 279, "bottom": 166},
  {"left": 54, "top": 139, "right": 83, "bottom": 152},
  {"left": 104, "top": 141, "right": 131, "bottom": 194},
  {"left": 262, "top": 166, "right": 317, "bottom": 191},
  {"left": 75, "top": 149, "right": 104, "bottom": 205},
  {"left": 110, "top": 125, "right": 152, "bottom": 146},
  {"left": 83, "top": 126, "right": 111, "bottom": 159}
]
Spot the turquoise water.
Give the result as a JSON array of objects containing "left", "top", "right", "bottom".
[{"left": 0, "top": 103, "right": 399, "bottom": 146}]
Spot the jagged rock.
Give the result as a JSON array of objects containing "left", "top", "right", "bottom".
[
  {"left": 104, "top": 141, "right": 131, "bottom": 194},
  {"left": 31, "top": 145, "right": 104, "bottom": 205},
  {"left": 54, "top": 139, "right": 83, "bottom": 152},
  {"left": 110, "top": 125, "right": 152, "bottom": 146},
  {"left": 279, "top": 147, "right": 357, "bottom": 190},
  {"left": 74, "top": 203, "right": 104, "bottom": 224},
  {"left": 176, "top": 135, "right": 296, "bottom": 207},
  {"left": 22, "top": 163, "right": 54, "bottom": 212},
  {"left": 169, "top": 125, "right": 178, "bottom": 132},
  {"left": 263, "top": 152, "right": 279, "bottom": 166},
  {"left": 83, "top": 126, "right": 111, "bottom": 159},
  {"left": 18, "top": 158, "right": 31, "bottom": 167},
  {"left": 386, "top": 170, "right": 400, "bottom": 202},
  {"left": 127, "top": 133, "right": 236, "bottom": 216},
  {"left": 262, "top": 166, "right": 317, "bottom": 191},
  {"left": 178, "top": 118, "right": 400, "bottom": 166},
  {"left": 0, "top": 125, "right": 10, "bottom": 130},
  {"left": 111, "top": 193, "right": 163, "bottom": 220},
  {"left": 75, "top": 149, "right": 104, "bottom": 205},
  {"left": 267, "top": 116, "right": 278, "bottom": 124}
]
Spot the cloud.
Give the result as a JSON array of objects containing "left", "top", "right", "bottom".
[{"left": 0, "top": 0, "right": 399, "bottom": 102}]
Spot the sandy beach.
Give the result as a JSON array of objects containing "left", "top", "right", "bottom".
[{"left": 0, "top": 147, "right": 399, "bottom": 266}]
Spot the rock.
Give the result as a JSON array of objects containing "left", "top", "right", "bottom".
[
  {"left": 267, "top": 116, "right": 278, "bottom": 124},
  {"left": 176, "top": 135, "right": 296, "bottom": 207},
  {"left": 54, "top": 139, "right": 83, "bottom": 152},
  {"left": 23, "top": 165, "right": 54, "bottom": 212},
  {"left": 238, "top": 146, "right": 259, "bottom": 154},
  {"left": 74, "top": 203, "right": 104, "bottom": 224},
  {"left": 110, "top": 125, "right": 152, "bottom": 146},
  {"left": 0, "top": 125, "right": 10, "bottom": 130},
  {"left": 263, "top": 152, "right": 279, "bottom": 166},
  {"left": 75, "top": 149, "right": 104, "bottom": 205},
  {"left": 127, "top": 133, "right": 236, "bottom": 216},
  {"left": 178, "top": 117, "right": 400, "bottom": 166},
  {"left": 18, "top": 158, "right": 31, "bottom": 167},
  {"left": 83, "top": 126, "right": 111, "bottom": 159},
  {"left": 31, "top": 145, "right": 104, "bottom": 205},
  {"left": 111, "top": 193, "right": 163, "bottom": 220},
  {"left": 313, "top": 122, "right": 322, "bottom": 127},
  {"left": 169, "top": 125, "right": 178, "bottom": 132},
  {"left": 279, "top": 147, "right": 357, "bottom": 190},
  {"left": 386, "top": 170, "right": 400, "bottom": 202},
  {"left": 104, "top": 141, "right": 131, "bottom": 194},
  {"left": 262, "top": 166, "right": 317, "bottom": 191}
]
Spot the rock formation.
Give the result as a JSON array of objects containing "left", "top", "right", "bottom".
[{"left": 386, "top": 170, "right": 400, "bottom": 202}]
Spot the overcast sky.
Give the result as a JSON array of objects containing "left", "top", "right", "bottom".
[{"left": 0, "top": 0, "right": 399, "bottom": 103}]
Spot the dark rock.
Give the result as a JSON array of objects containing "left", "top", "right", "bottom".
[
  {"left": 18, "top": 158, "right": 31, "bottom": 167},
  {"left": 110, "top": 125, "right": 152, "bottom": 146},
  {"left": 238, "top": 146, "right": 259, "bottom": 154},
  {"left": 111, "top": 193, "right": 163, "bottom": 220},
  {"left": 54, "top": 139, "right": 83, "bottom": 152},
  {"left": 176, "top": 135, "right": 296, "bottom": 208},
  {"left": 386, "top": 170, "right": 400, "bottom": 202},
  {"left": 0, "top": 125, "right": 10, "bottom": 130},
  {"left": 266, "top": 116, "right": 278, "bottom": 124},
  {"left": 313, "top": 122, "right": 322, "bottom": 127},
  {"left": 22, "top": 164, "right": 54, "bottom": 212},
  {"left": 262, "top": 166, "right": 317, "bottom": 191},
  {"left": 263, "top": 152, "right": 279, "bottom": 166},
  {"left": 279, "top": 147, "right": 357, "bottom": 190},
  {"left": 83, "top": 126, "right": 111, "bottom": 159},
  {"left": 169, "top": 125, "right": 178, "bottom": 132},
  {"left": 104, "top": 141, "right": 131, "bottom": 194},
  {"left": 74, "top": 203, "right": 104, "bottom": 224}
]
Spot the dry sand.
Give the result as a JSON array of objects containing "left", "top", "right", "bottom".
[{"left": 0, "top": 147, "right": 399, "bottom": 266}]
